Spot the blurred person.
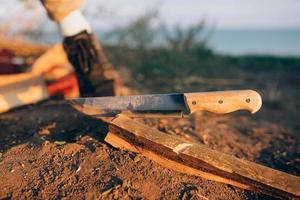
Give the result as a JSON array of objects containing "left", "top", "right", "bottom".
[{"left": 37, "top": 0, "right": 122, "bottom": 97}]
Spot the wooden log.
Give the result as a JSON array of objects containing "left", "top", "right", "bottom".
[
  {"left": 104, "top": 114, "right": 300, "bottom": 199},
  {"left": 0, "top": 74, "right": 48, "bottom": 113},
  {"left": 0, "top": 72, "right": 42, "bottom": 87}
]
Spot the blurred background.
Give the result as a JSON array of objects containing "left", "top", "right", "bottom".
[
  {"left": 0, "top": 0, "right": 300, "bottom": 131},
  {"left": 2, "top": 0, "right": 300, "bottom": 55}
]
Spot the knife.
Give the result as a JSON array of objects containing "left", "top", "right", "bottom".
[{"left": 69, "top": 90, "right": 262, "bottom": 118}]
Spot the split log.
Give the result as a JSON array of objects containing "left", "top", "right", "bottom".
[{"left": 104, "top": 114, "right": 300, "bottom": 199}]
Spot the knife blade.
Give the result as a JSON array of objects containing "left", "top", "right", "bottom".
[{"left": 68, "top": 90, "right": 262, "bottom": 117}]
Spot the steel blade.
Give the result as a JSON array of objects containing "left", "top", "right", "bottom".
[{"left": 69, "top": 93, "right": 189, "bottom": 117}]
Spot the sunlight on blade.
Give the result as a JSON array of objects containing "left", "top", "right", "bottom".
[{"left": 68, "top": 93, "right": 189, "bottom": 117}]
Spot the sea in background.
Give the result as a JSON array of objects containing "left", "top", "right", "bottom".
[
  {"left": 27, "top": 28, "right": 300, "bottom": 57},
  {"left": 207, "top": 29, "right": 300, "bottom": 57}
]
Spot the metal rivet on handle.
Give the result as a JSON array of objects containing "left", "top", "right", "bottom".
[
  {"left": 246, "top": 98, "right": 251, "bottom": 103},
  {"left": 192, "top": 101, "right": 197, "bottom": 105},
  {"left": 218, "top": 100, "right": 223, "bottom": 104}
]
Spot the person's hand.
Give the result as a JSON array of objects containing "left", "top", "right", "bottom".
[{"left": 31, "top": 44, "right": 73, "bottom": 80}]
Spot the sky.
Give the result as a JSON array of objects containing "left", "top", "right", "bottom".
[
  {"left": 1, "top": 0, "right": 300, "bottom": 30},
  {"left": 85, "top": 0, "right": 300, "bottom": 30}
]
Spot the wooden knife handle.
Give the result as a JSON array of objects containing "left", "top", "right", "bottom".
[{"left": 184, "top": 90, "right": 262, "bottom": 114}]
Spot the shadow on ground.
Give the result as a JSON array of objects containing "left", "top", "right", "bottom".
[{"left": 0, "top": 100, "right": 109, "bottom": 153}]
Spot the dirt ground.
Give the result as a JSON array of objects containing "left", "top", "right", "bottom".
[
  {"left": 0, "top": 98, "right": 299, "bottom": 199},
  {"left": 0, "top": 41, "right": 300, "bottom": 199}
]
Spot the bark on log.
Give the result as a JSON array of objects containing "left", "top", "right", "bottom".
[{"left": 104, "top": 114, "right": 300, "bottom": 199}]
